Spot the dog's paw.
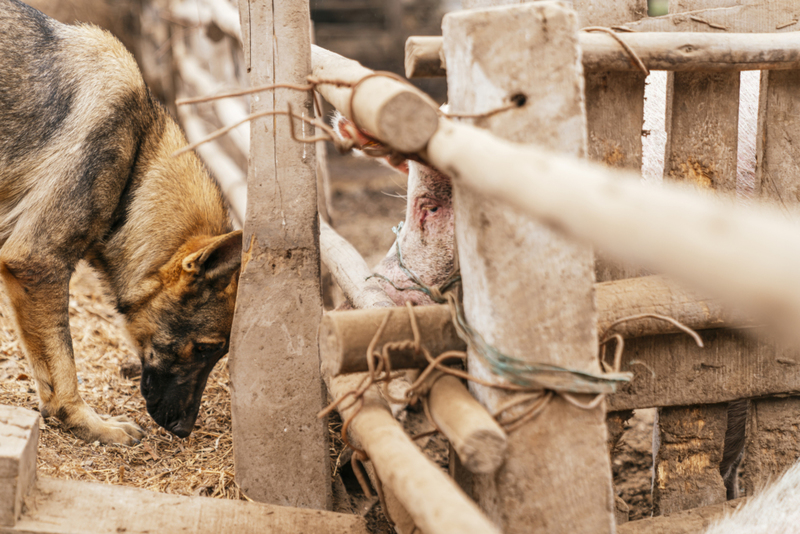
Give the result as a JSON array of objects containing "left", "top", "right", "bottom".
[{"left": 62, "top": 404, "right": 146, "bottom": 446}]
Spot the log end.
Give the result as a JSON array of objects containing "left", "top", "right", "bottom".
[
  {"left": 319, "top": 314, "right": 345, "bottom": 379},
  {"left": 458, "top": 428, "right": 508, "bottom": 474},
  {"left": 377, "top": 92, "right": 439, "bottom": 153}
]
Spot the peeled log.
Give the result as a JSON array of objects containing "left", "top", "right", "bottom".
[
  {"left": 404, "top": 32, "right": 800, "bottom": 78},
  {"left": 323, "top": 275, "right": 750, "bottom": 375},
  {"left": 311, "top": 46, "right": 439, "bottom": 153},
  {"left": 428, "top": 374, "right": 508, "bottom": 474}
]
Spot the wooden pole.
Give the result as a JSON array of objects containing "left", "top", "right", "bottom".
[
  {"left": 229, "top": 0, "right": 330, "bottom": 508},
  {"left": 311, "top": 46, "right": 438, "bottom": 153},
  {"left": 443, "top": 3, "right": 615, "bottom": 532},
  {"left": 404, "top": 32, "right": 800, "bottom": 78},
  {"left": 423, "top": 120, "right": 800, "bottom": 338},
  {"left": 318, "top": 223, "right": 501, "bottom": 532}
]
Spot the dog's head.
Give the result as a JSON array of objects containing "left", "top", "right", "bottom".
[{"left": 126, "top": 230, "right": 242, "bottom": 437}]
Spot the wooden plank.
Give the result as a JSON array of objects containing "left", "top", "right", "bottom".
[
  {"left": 443, "top": 3, "right": 615, "bottom": 533},
  {"left": 617, "top": 496, "right": 747, "bottom": 534},
  {"left": 624, "top": 1, "right": 800, "bottom": 33},
  {"left": 575, "top": 0, "right": 647, "bottom": 283},
  {"left": 0, "top": 407, "right": 39, "bottom": 528},
  {"left": 229, "top": 0, "right": 330, "bottom": 508},
  {"left": 743, "top": 397, "right": 800, "bottom": 495},
  {"left": 2, "top": 477, "right": 367, "bottom": 534},
  {"left": 607, "top": 329, "right": 800, "bottom": 411},
  {"left": 652, "top": 404, "right": 728, "bottom": 515},
  {"left": 748, "top": 11, "right": 800, "bottom": 490},
  {"left": 651, "top": 0, "right": 740, "bottom": 514}
]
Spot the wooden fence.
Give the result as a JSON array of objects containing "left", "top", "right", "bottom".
[
  {"left": 176, "top": 0, "right": 800, "bottom": 532},
  {"left": 5, "top": 0, "right": 800, "bottom": 533}
]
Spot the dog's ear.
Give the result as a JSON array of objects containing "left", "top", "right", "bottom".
[{"left": 181, "top": 230, "right": 243, "bottom": 282}]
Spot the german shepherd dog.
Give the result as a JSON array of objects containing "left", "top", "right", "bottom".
[{"left": 0, "top": 0, "right": 242, "bottom": 445}]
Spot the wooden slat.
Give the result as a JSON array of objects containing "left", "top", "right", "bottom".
[
  {"left": 0, "top": 406, "right": 38, "bottom": 528},
  {"left": 229, "top": 0, "right": 330, "bottom": 508},
  {"left": 617, "top": 496, "right": 747, "bottom": 534},
  {"left": 444, "top": 3, "right": 615, "bottom": 532},
  {"left": 607, "top": 329, "right": 800, "bottom": 411},
  {"left": 2, "top": 477, "right": 367, "bottom": 534}
]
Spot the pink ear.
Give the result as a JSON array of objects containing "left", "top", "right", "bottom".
[{"left": 331, "top": 112, "right": 410, "bottom": 175}]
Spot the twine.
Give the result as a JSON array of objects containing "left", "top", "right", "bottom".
[{"left": 582, "top": 26, "right": 650, "bottom": 76}]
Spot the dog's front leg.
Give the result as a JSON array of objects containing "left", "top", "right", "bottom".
[{"left": 0, "top": 260, "right": 144, "bottom": 446}]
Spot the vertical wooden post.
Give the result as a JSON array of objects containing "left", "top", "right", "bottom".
[
  {"left": 443, "top": 3, "right": 615, "bottom": 533},
  {"left": 576, "top": 0, "right": 648, "bottom": 283},
  {"left": 746, "top": 62, "right": 800, "bottom": 494},
  {"left": 230, "top": 0, "right": 330, "bottom": 509},
  {"left": 650, "top": 0, "right": 742, "bottom": 514}
]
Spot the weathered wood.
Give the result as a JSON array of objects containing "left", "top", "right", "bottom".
[
  {"left": 324, "top": 374, "right": 501, "bottom": 534},
  {"left": 311, "top": 46, "right": 438, "bottom": 153},
  {"left": 404, "top": 36, "right": 445, "bottom": 78},
  {"left": 624, "top": 1, "right": 800, "bottom": 34},
  {"left": 577, "top": 0, "right": 647, "bottom": 283},
  {"left": 444, "top": 3, "right": 614, "bottom": 533},
  {"left": 595, "top": 275, "right": 751, "bottom": 337},
  {"left": 319, "top": 220, "right": 394, "bottom": 310},
  {"left": 748, "top": 28, "right": 800, "bottom": 491},
  {"left": 0, "top": 407, "right": 38, "bottom": 528},
  {"left": 404, "top": 32, "right": 800, "bottom": 78},
  {"left": 320, "top": 305, "right": 461, "bottom": 375},
  {"left": 326, "top": 274, "right": 751, "bottom": 374},
  {"left": 743, "top": 397, "right": 800, "bottom": 496},
  {"left": 652, "top": 0, "right": 739, "bottom": 515},
  {"left": 229, "top": 0, "right": 329, "bottom": 508},
  {"left": 617, "top": 496, "right": 747, "bottom": 534},
  {"left": 424, "top": 119, "right": 800, "bottom": 337},
  {"left": 608, "top": 329, "right": 800, "bottom": 411},
  {"left": 652, "top": 404, "right": 728, "bottom": 515},
  {"left": 428, "top": 374, "right": 508, "bottom": 474},
  {"left": 1, "top": 477, "right": 367, "bottom": 534}
]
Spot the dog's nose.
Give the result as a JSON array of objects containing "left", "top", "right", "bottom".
[{"left": 169, "top": 418, "right": 193, "bottom": 438}]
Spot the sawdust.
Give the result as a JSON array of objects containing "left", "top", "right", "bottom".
[{"left": 0, "top": 262, "right": 244, "bottom": 500}]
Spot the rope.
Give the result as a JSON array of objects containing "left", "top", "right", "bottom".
[{"left": 582, "top": 26, "right": 650, "bottom": 76}]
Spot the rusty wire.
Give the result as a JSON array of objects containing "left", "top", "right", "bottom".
[{"left": 582, "top": 26, "right": 650, "bottom": 76}]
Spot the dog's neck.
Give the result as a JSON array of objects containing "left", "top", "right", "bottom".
[{"left": 88, "top": 112, "right": 232, "bottom": 318}]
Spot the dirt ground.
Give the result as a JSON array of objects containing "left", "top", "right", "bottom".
[{"left": 0, "top": 148, "right": 656, "bottom": 525}]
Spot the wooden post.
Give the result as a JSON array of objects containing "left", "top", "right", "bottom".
[
  {"left": 744, "top": 397, "right": 800, "bottom": 495},
  {"left": 576, "top": 0, "right": 648, "bottom": 282},
  {"left": 0, "top": 406, "right": 39, "bottom": 528},
  {"left": 443, "top": 3, "right": 615, "bottom": 532},
  {"left": 747, "top": 21, "right": 800, "bottom": 493},
  {"left": 650, "top": 0, "right": 741, "bottom": 514},
  {"left": 229, "top": 0, "right": 330, "bottom": 508}
]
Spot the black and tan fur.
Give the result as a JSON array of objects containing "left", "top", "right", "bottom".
[{"left": 0, "top": 0, "right": 242, "bottom": 445}]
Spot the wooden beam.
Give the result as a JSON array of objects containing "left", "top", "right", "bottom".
[
  {"left": 607, "top": 329, "right": 800, "bottom": 411},
  {"left": 624, "top": 0, "right": 800, "bottom": 33},
  {"left": 323, "top": 275, "right": 751, "bottom": 375},
  {"left": 428, "top": 374, "right": 508, "bottom": 474},
  {"left": 317, "top": 224, "right": 500, "bottom": 532},
  {"left": 0, "top": 406, "right": 38, "bottom": 528},
  {"left": 323, "top": 375, "right": 501, "bottom": 534},
  {"left": 2, "top": 477, "right": 367, "bottom": 534},
  {"left": 423, "top": 120, "right": 800, "bottom": 339},
  {"left": 617, "top": 496, "right": 747, "bottom": 534},
  {"left": 319, "top": 220, "right": 394, "bottom": 310},
  {"left": 311, "top": 46, "right": 439, "bottom": 153},
  {"left": 444, "top": 3, "right": 615, "bottom": 532},
  {"left": 404, "top": 32, "right": 800, "bottom": 78},
  {"left": 229, "top": 0, "right": 329, "bottom": 508}
]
